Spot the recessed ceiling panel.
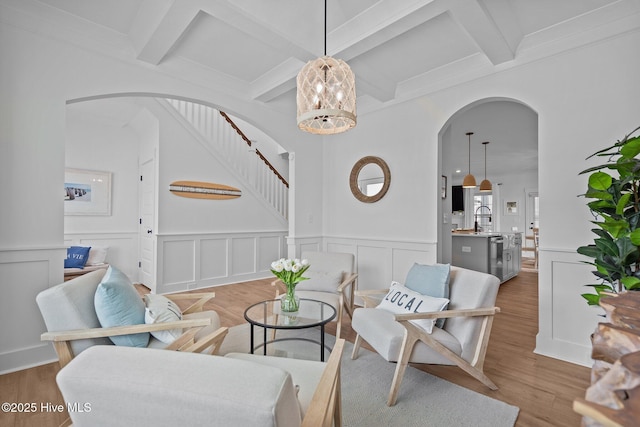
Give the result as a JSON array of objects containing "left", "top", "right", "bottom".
[
  {"left": 229, "top": 0, "right": 377, "bottom": 55},
  {"left": 37, "top": 0, "right": 144, "bottom": 34},
  {"left": 173, "top": 12, "right": 292, "bottom": 82},
  {"left": 501, "top": 0, "right": 617, "bottom": 35},
  {"left": 349, "top": 13, "right": 478, "bottom": 84}
]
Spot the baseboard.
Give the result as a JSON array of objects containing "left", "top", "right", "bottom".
[{"left": 0, "top": 343, "right": 58, "bottom": 375}]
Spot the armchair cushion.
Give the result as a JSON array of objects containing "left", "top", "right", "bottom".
[
  {"left": 353, "top": 307, "right": 461, "bottom": 364},
  {"left": 404, "top": 263, "right": 451, "bottom": 328},
  {"left": 64, "top": 246, "right": 91, "bottom": 269},
  {"left": 36, "top": 268, "right": 112, "bottom": 356},
  {"left": 376, "top": 282, "right": 449, "bottom": 334},
  {"left": 94, "top": 266, "right": 149, "bottom": 347},
  {"left": 144, "top": 294, "right": 182, "bottom": 343},
  {"left": 295, "top": 269, "right": 343, "bottom": 293},
  {"left": 57, "top": 346, "right": 302, "bottom": 427}
]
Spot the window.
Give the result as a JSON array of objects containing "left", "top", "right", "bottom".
[{"left": 473, "top": 194, "right": 493, "bottom": 232}]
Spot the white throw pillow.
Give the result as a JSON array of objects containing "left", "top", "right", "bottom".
[
  {"left": 295, "top": 270, "right": 343, "bottom": 293},
  {"left": 87, "top": 246, "right": 109, "bottom": 266},
  {"left": 376, "top": 282, "right": 449, "bottom": 334},
  {"left": 144, "top": 294, "right": 183, "bottom": 343}
]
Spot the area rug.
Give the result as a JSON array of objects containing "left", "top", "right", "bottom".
[{"left": 219, "top": 324, "right": 520, "bottom": 427}]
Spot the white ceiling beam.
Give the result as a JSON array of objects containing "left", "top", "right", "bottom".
[
  {"left": 475, "top": 0, "right": 523, "bottom": 54},
  {"left": 134, "top": 0, "right": 200, "bottom": 65},
  {"left": 250, "top": 58, "right": 304, "bottom": 103},
  {"left": 447, "top": 0, "right": 515, "bottom": 65}
]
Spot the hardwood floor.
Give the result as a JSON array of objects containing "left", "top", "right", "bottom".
[{"left": 0, "top": 269, "right": 590, "bottom": 427}]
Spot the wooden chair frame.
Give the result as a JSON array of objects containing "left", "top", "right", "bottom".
[
  {"left": 41, "top": 292, "right": 228, "bottom": 368},
  {"left": 302, "top": 338, "right": 345, "bottom": 427},
  {"left": 272, "top": 272, "right": 358, "bottom": 338},
  {"left": 352, "top": 289, "right": 500, "bottom": 406}
]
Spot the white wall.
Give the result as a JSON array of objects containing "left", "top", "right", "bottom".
[
  {"left": 0, "top": 12, "right": 322, "bottom": 373},
  {"left": 322, "top": 30, "right": 640, "bottom": 366},
  {"left": 2, "top": 3, "right": 639, "bottom": 373},
  {"left": 64, "top": 106, "right": 140, "bottom": 280}
]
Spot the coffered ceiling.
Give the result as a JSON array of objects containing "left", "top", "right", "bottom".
[
  {"left": 15, "top": 0, "right": 638, "bottom": 115},
  {"left": 7, "top": 0, "right": 640, "bottom": 180}
]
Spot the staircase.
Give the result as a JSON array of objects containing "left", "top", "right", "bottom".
[{"left": 165, "top": 99, "right": 288, "bottom": 220}]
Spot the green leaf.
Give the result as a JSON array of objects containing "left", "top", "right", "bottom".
[
  {"left": 596, "top": 218, "right": 629, "bottom": 238},
  {"left": 616, "top": 193, "right": 632, "bottom": 215},
  {"left": 584, "top": 189, "right": 613, "bottom": 201},
  {"left": 619, "top": 135, "right": 640, "bottom": 158},
  {"left": 630, "top": 228, "right": 640, "bottom": 245},
  {"left": 581, "top": 293, "right": 601, "bottom": 305},
  {"left": 594, "top": 238, "right": 618, "bottom": 257},
  {"left": 621, "top": 276, "right": 640, "bottom": 290},
  {"left": 577, "top": 245, "right": 599, "bottom": 258},
  {"left": 588, "top": 172, "right": 612, "bottom": 191}
]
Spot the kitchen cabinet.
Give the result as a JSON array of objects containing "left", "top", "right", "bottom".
[{"left": 452, "top": 232, "right": 522, "bottom": 283}]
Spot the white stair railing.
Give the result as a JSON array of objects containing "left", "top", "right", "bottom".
[{"left": 165, "top": 99, "right": 288, "bottom": 220}]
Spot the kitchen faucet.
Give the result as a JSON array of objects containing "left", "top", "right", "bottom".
[{"left": 474, "top": 205, "right": 492, "bottom": 232}]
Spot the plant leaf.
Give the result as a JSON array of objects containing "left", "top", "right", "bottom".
[
  {"left": 619, "top": 135, "right": 640, "bottom": 158},
  {"left": 588, "top": 172, "right": 612, "bottom": 191},
  {"left": 621, "top": 276, "right": 640, "bottom": 290}
]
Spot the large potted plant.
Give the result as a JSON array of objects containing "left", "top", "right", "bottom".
[{"left": 577, "top": 126, "right": 640, "bottom": 305}]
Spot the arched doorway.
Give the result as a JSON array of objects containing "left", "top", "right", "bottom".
[{"left": 437, "top": 98, "right": 538, "bottom": 267}]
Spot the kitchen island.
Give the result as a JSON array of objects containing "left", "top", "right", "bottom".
[{"left": 451, "top": 232, "right": 522, "bottom": 283}]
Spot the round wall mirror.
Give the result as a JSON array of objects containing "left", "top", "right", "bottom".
[{"left": 349, "top": 156, "right": 391, "bottom": 203}]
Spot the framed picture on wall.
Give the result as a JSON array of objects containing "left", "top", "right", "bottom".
[
  {"left": 504, "top": 200, "right": 518, "bottom": 215},
  {"left": 64, "top": 168, "right": 112, "bottom": 215},
  {"left": 441, "top": 175, "right": 447, "bottom": 199}
]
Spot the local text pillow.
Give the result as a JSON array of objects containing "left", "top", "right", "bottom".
[
  {"left": 86, "top": 246, "right": 109, "bottom": 266},
  {"left": 376, "top": 282, "right": 449, "bottom": 334},
  {"left": 294, "top": 270, "right": 343, "bottom": 293},
  {"left": 144, "top": 294, "right": 183, "bottom": 343},
  {"left": 64, "top": 246, "right": 91, "bottom": 269},
  {"left": 94, "top": 266, "right": 149, "bottom": 347},
  {"left": 404, "top": 263, "right": 451, "bottom": 328}
]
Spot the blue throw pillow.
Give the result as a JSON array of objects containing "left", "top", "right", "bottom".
[
  {"left": 94, "top": 266, "right": 149, "bottom": 347},
  {"left": 404, "top": 263, "right": 451, "bottom": 328},
  {"left": 64, "top": 246, "right": 91, "bottom": 269}
]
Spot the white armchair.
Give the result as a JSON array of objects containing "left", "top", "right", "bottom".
[
  {"left": 55, "top": 339, "right": 345, "bottom": 426},
  {"left": 351, "top": 266, "right": 501, "bottom": 405},
  {"left": 273, "top": 251, "right": 357, "bottom": 338},
  {"left": 37, "top": 268, "right": 228, "bottom": 367}
]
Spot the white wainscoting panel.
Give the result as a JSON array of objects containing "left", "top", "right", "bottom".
[
  {"left": 323, "top": 236, "right": 438, "bottom": 303},
  {"left": 162, "top": 240, "right": 195, "bottom": 285},
  {"left": 0, "top": 247, "right": 65, "bottom": 374},
  {"left": 156, "top": 231, "right": 286, "bottom": 294},
  {"left": 536, "top": 248, "right": 601, "bottom": 367},
  {"left": 200, "top": 238, "right": 228, "bottom": 280},
  {"left": 231, "top": 237, "right": 257, "bottom": 276}
]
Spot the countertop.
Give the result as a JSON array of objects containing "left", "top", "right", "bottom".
[{"left": 451, "top": 231, "right": 522, "bottom": 238}]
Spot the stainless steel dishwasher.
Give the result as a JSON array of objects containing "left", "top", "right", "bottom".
[{"left": 489, "top": 236, "right": 504, "bottom": 280}]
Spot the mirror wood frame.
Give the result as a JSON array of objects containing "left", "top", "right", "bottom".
[{"left": 349, "top": 156, "right": 391, "bottom": 203}]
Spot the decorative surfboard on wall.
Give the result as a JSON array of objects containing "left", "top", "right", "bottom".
[{"left": 169, "top": 181, "right": 241, "bottom": 200}]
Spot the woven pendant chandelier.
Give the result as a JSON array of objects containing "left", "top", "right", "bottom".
[
  {"left": 479, "top": 141, "right": 492, "bottom": 192},
  {"left": 462, "top": 132, "right": 477, "bottom": 188},
  {"left": 296, "top": 0, "right": 356, "bottom": 134}
]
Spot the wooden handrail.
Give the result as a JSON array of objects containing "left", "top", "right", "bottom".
[{"left": 219, "top": 111, "right": 289, "bottom": 188}]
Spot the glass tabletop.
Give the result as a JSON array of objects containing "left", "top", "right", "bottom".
[{"left": 244, "top": 298, "right": 336, "bottom": 329}]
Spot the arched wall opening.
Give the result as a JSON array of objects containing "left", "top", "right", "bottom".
[
  {"left": 63, "top": 93, "right": 291, "bottom": 291},
  {"left": 437, "top": 97, "right": 539, "bottom": 268}
]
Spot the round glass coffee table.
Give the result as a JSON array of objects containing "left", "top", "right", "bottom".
[{"left": 244, "top": 298, "right": 336, "bottom": 361}]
